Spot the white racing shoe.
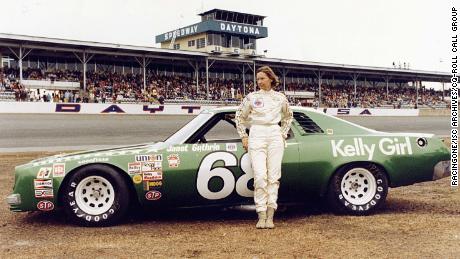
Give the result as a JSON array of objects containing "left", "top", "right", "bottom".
[
  {"left": 266, "top": 207, "right": 275, "bottom": 229},
  {"left": 256, "top": 211, "right": 267, "bottom": 229}
]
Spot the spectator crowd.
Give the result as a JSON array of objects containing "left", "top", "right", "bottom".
[{"left": 0, "top": 67, "right": 449, "bottom": 108}]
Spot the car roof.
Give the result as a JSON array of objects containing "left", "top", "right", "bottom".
[{"left": 204, "top": 106, "right": 379, "bottom": 134}]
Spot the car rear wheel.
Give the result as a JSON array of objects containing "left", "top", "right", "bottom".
[
  {"left": 327, "top": 163, "right": 388, "bottom": 215},
  {"left": 61, "top": 164, "right": 130, "bottom": 227}
]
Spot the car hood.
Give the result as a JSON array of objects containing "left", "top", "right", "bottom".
[{"left": 26, "top": 142, "right": 169, "bottom": 165}]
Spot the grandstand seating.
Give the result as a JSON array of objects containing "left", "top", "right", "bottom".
[{"left": 0, "top": 67, "right": 449, "bottom": 108}]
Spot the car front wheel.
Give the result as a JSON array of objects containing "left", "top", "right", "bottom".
[
  {"left": 327, "top": 163, "right": 388, "bottom": 215},
  {"left": 61, "top": 164, "right": 130, "bottom": 227}
]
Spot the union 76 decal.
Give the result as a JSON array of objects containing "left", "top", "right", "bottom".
[{"left": 196, "top": 152, "right": 253, "bottom": 200}]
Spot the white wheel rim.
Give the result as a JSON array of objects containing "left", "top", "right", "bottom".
[
  {"left": 75, "top": 176, "right": 115, "bottom": 215},
  {"left": 340, "top": 168, "right": 377, "bottom": 205}
]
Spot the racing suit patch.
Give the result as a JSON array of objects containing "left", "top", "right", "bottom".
[{"left": 253, "top": 98, "right": 264, "bottom": 108}]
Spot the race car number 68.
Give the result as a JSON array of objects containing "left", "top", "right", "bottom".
[{"left": 196, "top": 152, "right": 253, "bottom": 200}]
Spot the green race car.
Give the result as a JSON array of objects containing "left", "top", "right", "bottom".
[{"left": 7, "top": 107, "right": 450, "bottom": 226}]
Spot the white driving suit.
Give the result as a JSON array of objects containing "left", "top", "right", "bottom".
[{"left": 235, "top": 89, "right": 293, "bottom": 212}]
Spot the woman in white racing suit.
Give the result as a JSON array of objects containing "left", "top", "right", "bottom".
[{"left": 235, "top": 66, "right": 293, "bottom": 229}]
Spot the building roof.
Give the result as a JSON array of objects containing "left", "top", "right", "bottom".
[
  {"left": 0, "top": 33, "right": 450, "bottom": 82},
  {"left": 198, "top": 8, "right": 266, "bottom": 19}
]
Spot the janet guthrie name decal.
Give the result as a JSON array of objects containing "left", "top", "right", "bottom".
[{"left": 331, "top": 137, "right": 413, "bottom": 160}]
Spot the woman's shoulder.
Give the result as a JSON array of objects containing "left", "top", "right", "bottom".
[
  {"left": 243, "top": 92, "right": 256, "bottom": 100},
  {"left": 273, "top": 91, "right": 288, "bottom": 101}
]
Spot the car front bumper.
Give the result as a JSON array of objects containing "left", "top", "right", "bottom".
[
  {"left": 433, "top": 161, "right": 450, "bottom": 181},
  {"left": 7, "top": 194, "right": 22, "bottom": 211}
]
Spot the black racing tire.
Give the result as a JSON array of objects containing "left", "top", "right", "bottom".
[
  {"left": 61, "top": 164, "right": 130, "bottom": 227},
  {"left": 327, "top": 163, "right": 388, "bottom": 215}
]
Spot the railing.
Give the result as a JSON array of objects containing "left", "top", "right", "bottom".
[
  {"left": 22, "top": 80, "right": 80, "bottom": 90},
  {"left": 0, "top": 91, "right": 15, "bottom": 101},
  {"left": 0, "top": 91, "right": 449, "bottom": 109}
]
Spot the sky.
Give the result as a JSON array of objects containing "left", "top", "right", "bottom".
[{"left": 0, "top": 0, "right": 455, "bottom": 74}]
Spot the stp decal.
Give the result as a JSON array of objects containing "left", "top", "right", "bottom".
[
  {"left": 37, "top": 200, "right": 54, "bottom": 211},
  {"left": 145, "top": 191, "right": 162, "bottom": 201}
]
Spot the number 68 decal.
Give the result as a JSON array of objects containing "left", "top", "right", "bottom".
[{"left": 196, "top": 151, "right": 253, "bottom": 200}]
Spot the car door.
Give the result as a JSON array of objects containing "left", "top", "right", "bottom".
[
  {"left": 159, "top": 111, "right": 300, "bottom": 208},
  {"left": 157, "top": 113, "right": 248, "bottom": 207},
  {"left": 284, "top": 111, "right": 331, "bottom": 199}
]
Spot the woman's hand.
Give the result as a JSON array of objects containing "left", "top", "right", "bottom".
[{"left": 242, "top": 136, "right": 249, "bottom": 151}]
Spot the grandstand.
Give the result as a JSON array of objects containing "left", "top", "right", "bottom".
[{"left": 0, "top": 9, "right": 451, "bottom": 109}]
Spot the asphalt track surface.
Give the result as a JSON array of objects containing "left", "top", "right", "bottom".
[{"left": 0, "top": 114, "right": 449, "bottom": 152}]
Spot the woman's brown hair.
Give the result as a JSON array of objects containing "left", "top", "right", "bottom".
[{"left": 256, "top": 66, "right": 280, "bottom": 87}]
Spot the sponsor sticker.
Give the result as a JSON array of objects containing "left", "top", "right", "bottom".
[
  {"left": 34, "top": 179, "right": 53, "bottom": 189},
  {"left": 143, "top": 171, "right": 163, "bottom": 181},
  {"left": 37, "top": 200, "right": 54, "bottom": 211},
  {"left": 135, "top": 154, "right": 163, "bottom": 162},
  {"left": 52, "top": 163, "right": 65, "bottom": 177},
  {"left": 253, "top": 98, "right": 264, "bottom": 108},
  {"left": 143, "top": 180, "right": 163, "bottom": 191},
  {"left": 226, "top": 143, "right": 237, "bottom": 152},
  {"left": 167, "top": 154, "right": 180, "bottom": 168},
  {"left": 35, "top": 189, "right": 54, "bottom": 198},
  {"left": 145, "top": 190, "right": 162, "bottom": 201},
  {"left": 142, "top": 162, "right": 161, "bottom": 172},
  {"left": 36, "top": 167, "right": 52, "bottom": 179},
  {"left": 132, "top": 174, "right": 143, "bottom": 184},
  {"left": 128, "top": 162, "right": 142, "bottom": 174},
  {"left": 77, "top": 157, "right": 109, "bottom": 165},
  {"left": 331, "top": 137, "right": 413, "bottom": 160},
  {"left": 149, "top": 180, "right": 163, "bottom": 187}
]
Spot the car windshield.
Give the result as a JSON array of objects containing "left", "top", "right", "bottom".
[{"left": 164, "top": 112, "right": 214, "bottom": 145}]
